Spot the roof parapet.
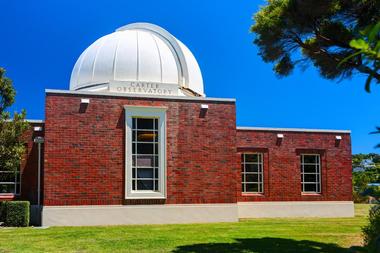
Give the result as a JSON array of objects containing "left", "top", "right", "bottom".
[
  {"left": 45, "top": 89, "right": 236, "bottom": 103},
  {"left": 237, "top": 126, "right": 351, "bottom": 134}
]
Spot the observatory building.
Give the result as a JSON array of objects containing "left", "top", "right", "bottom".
[{"left": 4, "top": 23, "right": 353, "bottom": 226}]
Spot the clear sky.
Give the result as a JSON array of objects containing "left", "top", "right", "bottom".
[{"left": 1, "top": 0, "right": 379, "bottom": 154}]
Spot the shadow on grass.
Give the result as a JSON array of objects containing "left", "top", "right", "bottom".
[{"left": 172, "top": 237, "right": 365, "bottom": 253}]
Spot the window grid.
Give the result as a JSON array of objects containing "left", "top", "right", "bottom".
[
  {"left": 0, "top": 170, "right": 20, "bottom": 195},
  {"left": 241, "top": 153, "right": 264, "bottom": 193},
  {"left": 131, "top": 118, "right": 159, "bottom": 192},
  {"left": 301, "top": 154, "right": 321, "bottom": 193}
]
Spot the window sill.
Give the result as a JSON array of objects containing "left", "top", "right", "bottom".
[
  {"left": 242, "top": 193, "right": 265, "bottom": 197},
  {"left": 0, "top": 194, "right": 16, "bottom": 199},
  {"left": 125, "top": 192, "right": 166, "bottom": 200},
  {"left": 301, "top": 193, "right": 322, "bottom": 196},
  {"left": 125, "top": 196, "right": 166, "bottom": 200}
]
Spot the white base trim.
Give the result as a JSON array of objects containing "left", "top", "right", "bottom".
[
  {"left": 41, "top": 201, "right": 354, "bottom": 226},
  {"left": 42, "top": 204, "right": 238, "bottom": 226},
  {"left": 238, "top": 201, "right": 354, "bottom": 218}
]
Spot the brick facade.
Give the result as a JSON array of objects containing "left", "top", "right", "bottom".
[
  {"left": 20, "top": 123, "right": 45, "bottom": 204},
  {"left": 43, "top": 93, "right": 238, "bottom": 206},
  {"left": 13, "top": 93, "right": 352, "bottom": 206},
  {"left": 236, "top": 130, "right": 352, "bottom": 202}
]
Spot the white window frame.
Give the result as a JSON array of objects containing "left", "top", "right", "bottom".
[
  {"left": 0, "top": 169, "right": 21, "bottom": 195},
  {"left": 241, "top": 153, "right": 264, "bottom": 194},
  {"left": 301, "top": 154, "right": 321, "bottom": 194},
  {"left": 124, "top": 106, "right": 167, "bottom": 199}
]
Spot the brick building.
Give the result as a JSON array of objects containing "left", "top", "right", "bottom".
[{"left": 1, "top": 23, "right": 353, "bottom": 226}]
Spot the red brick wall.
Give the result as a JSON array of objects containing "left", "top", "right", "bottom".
[
  {"left": 44, "top": 93, "right": 238, "bottom": 206},
  {"left": 236, "top": 130, "right": 352, "bottom": 202},
  {"left": 42, "top": 92, "right": 352, "bottom": 206},
  {"left": 20, "top": 123, "right": 45, "bottom": 204}
]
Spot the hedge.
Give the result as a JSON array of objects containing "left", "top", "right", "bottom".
[
  {"left": 0, "top": 201, "right": 30, "bottom": 227},
  {"left": 363, "top": 204, "right": 380, "bottom": 253}
]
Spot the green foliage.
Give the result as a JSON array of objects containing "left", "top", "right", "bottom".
[
  {"left": 2, "top": 201, "right": 30, "bottom": 227},
  {"left": 251, "top": 0, "right": 380, "bottom": 89},
  {"left": 340, "top": 22, "right": 380, "bottom": 92},
  {"left": 362, "top": 205, "right": 380, "bottom": 252},
  {"left": 352, "top": 154, "right": 380, "bottom": 203},
  {"left": 0, "top": 68, "right": 15, "bottom": 113},
  {"left": 0, "top": 68, "right": 29, "bottom": 179}
]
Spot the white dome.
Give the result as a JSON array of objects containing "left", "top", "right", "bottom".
[{"left": 70, "top": 23, "right": 204, "bottom": 97}]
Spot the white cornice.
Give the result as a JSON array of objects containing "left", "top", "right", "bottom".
[
  {"left": 237, "top": 126, "right": 351, "bottom": 134},
  {"left": 45, "top": 89, "right": 236, "bottom": 103}
]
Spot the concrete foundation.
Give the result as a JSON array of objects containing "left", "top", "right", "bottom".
[
  {"left": 41, "top": 201, "right": 355, "bottom": 226},
  {"left": 238, "top": 201, "right": 355, "bottom": 218},
  {"left": 42, "top": 204, "right": 238, "bottom": 226}
]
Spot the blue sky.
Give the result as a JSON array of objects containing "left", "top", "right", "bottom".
[{"left": 1, "top": 0, "right": 379, "bottom": 154}]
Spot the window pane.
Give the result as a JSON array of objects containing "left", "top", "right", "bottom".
[
  {"left": 303, "top": 155, "right": 317, "bottom": 164},
  {"left": 303, "top": 164, "right": 317, "bottom": 173},
  {"left": 133, "top": 155, "right": 156, "bottom": 167},
  {"left": 137, "top": 143, "right": 154, "bottom": 154},
  {"left": 154, "top": 180, "right": 158, "bottom": 191},
  {"left": 16, "top": 183, "right": 20, "bottom": 194},
  {"left": 154, "top": 168, "right": 158, "bottom": 179},
  {"left": 0, "top": 184, "right": 15, "bottom": 194},
  {"left": 246, "top": 184, "right": 259, "bottom": 192},
  {"left": 304, "top": 174, "right": 317, "bottom": 183},
  {"left": 0, "top": 172, "right": 16, "bottom": 182},
  {"left": 137, "top": 180, "right": 154, "bottom": 190},
  {"left": 136, "top": 131, "right": 157, "bottom": 142},
  {"left": 304, "top": 184, "right": 317, "bottom": 192},
  {"left": 137, "top": 168, "right": 154, "bottom": 179},
  {"left": 137, "top": 118, "right": 154, "bottom": 129},
  {"left": 132, "top": 118, "right": 137, "bottom": 129},
  {"left": 245, "top": 164, "right": 259, "bottom": 173},
  {"left": 246, "top": 174, "right": 259, "bottom": 183},
  {"left": 132, "top": 180, "right": 136, "bottom": 190},
  {"left": 245, "top": 154, "right": 259, "bottom": 163}
]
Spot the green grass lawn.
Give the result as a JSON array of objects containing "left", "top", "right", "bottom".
[{"left": 0, "top": 204, "right": 372, "bottom": 253}]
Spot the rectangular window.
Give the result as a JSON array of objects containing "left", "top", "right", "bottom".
[
  {"left": 0, "top": 169, "right": 20, "bottom": 195},
  {"left": 132, "top": 118, "right": 159, "bottom": 191},
  {"left": 241, "top": 153, "right": 263, "bottom": 193},
  {"left": 125, "top": 106, "right": 166, "bottom": 199},
  {"left": 301, "top": 154, "right": 321, "bottom": 193}
]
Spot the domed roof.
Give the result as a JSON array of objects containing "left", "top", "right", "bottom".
[{"left": 70, "top": 23, "right": 204, "bottom": 97}]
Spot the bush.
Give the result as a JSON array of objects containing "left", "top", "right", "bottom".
[
  {"left": 363, "top": 205, "right": 380, "bottom": 253},
  {"left": 3, "top": 201, "right": 30, "bottom": 227},
  {"left": 353, "top": 191, "right": 369, "bottom": 203}
]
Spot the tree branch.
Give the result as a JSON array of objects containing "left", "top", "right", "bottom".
[{"left": 288, "top": 32, "right": 380, "bottom": 82}]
